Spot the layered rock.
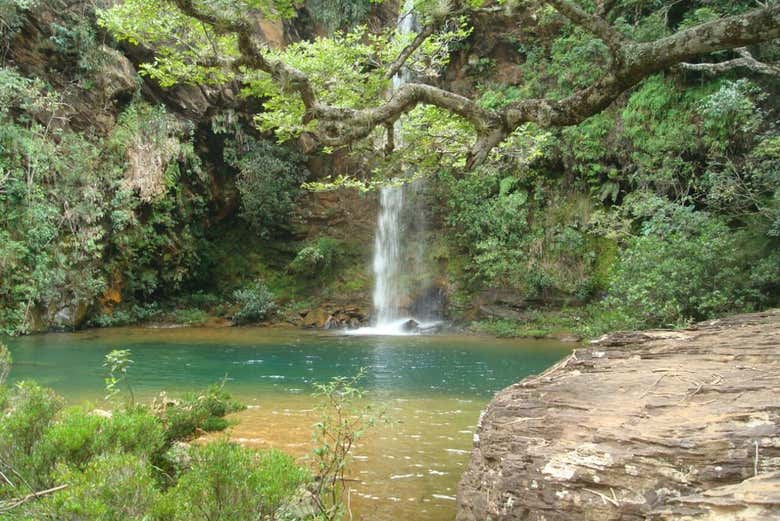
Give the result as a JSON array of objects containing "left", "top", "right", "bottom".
[{"left": 457, "top": 310, "right": 780, "bottom": 521}]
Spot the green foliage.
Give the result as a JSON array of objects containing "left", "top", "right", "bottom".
[
  {"left": 439, "top": 167, "right": 602, "bottom": 299},
  {"left": 170, "top": 307, "right": 209, "bottom": 325},
  {"left": 0, "top": 0, "right": 38, "bottom": 53},
  {"left": 225, "top": 135, "right": 309, "bottom": 237},
  {"left": 87, "top": 303, "right": 162, "bottom": 328},
  {"left": 470, "top": 319, "right": 550, "bottom": 339},
  {"left": 0, "top": 65, "right": 210, "bottom": 334},
  {"left": 157, "top": 383, "right": 245, "bottom": 443},
  {"left": 98, "top": 407, "right": 166, "bottom": 456},
  {"left": 103, "top": 349, "right": 134, "bottom": 404},
  {"left": 0, "top": 348, "right": 321, "bottom": 521},
  {"left": 32, "top": 407, "right": 106, "bottom": 473},
  {"left": 311, "top": 370, "right": 384, "bottom": 521},
  {"left": 305, "top": 0, "right": 377, "bottom": 31},
  {"left": 232, "top": 280, "right": 277, "bottom": 324},
  {"left": 0, "top": 381, "right": 63, "bottom": 473},
  {"left": 604, "top": 211, "right": 760, "bottom": 328},
  {"left": 288, "top": 237, "right": 343, "bottom": 277},
  {"left": 0, "top": 344, "right": 10, "bottom": 385},
  {"left": 163, "top": 440, "right": 309, "bottom": 521},
  {"left": 0, "top": 59, "right": 214, "bottom": 334},
  {"left": 99, "top": 0, "right": 296, "bottom": 87},
  {"left": 43, "top": 452, "right": 161, "bottom": 520}
]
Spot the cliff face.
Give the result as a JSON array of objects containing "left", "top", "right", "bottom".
[
  {"left": 457, "top": 310, "right": 780, "bottom": 520},
  {"left": 1, "top": 1, "right": 383, "bottom": 333}
]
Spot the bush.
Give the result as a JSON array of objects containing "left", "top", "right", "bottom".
[
  {"left": 288, "top": 237, "right": 342, "bottom": 277},
  {"left": 305, "top": 0, "right": 374, "bottom": 31},
  {"left": 41, "top": 452, "right": 160, "bottom": 521},
  {"left": 226, "top": 136, "right": 309, "bottom": 238},
  {"left": 439, "top": 168, "right": 601, "bottom": 299},
  {"left": 232, "top": 281, "right": 276, "bottom": 324},
  {"left": 31, "top": 407, "right": 106, "bottom": 475},
  {"left": 158, "top": 384, "right": 245, "bottom": 443},
  {"left": 604, "top": 214, "right": 757, "bottom": 328},
  {"left": 0, "top": 339, "right": 312, "bottom": 520},
  {"left": 97, "top": 406, "right": 166, "bottom": 457},
  {"left": 171, "top": 308, "right": 209, "bottom": 325},
  {"left": 0, "top": 343, "right": 10, "bottom": 385},
  {"left": 162, "top": 440, "right": 309, "bottom": 521}
]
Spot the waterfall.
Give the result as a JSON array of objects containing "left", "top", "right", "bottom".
[
  {"left": 372, "top": 184, "right": 404, "bottom": 325},
  {"left": 350, "top": 0, "right": 442, "bottom": 335}
]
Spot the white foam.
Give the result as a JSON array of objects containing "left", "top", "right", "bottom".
[{"left": 344, "top": 317, "right": 443, "bottom": 337}]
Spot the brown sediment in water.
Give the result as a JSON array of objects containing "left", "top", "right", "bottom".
[{"left": 201, "top": 394, "right": 483, "bottom": 521}]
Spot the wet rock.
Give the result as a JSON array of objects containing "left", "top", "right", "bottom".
[
  {"left": 457, "top": 309, "right": 780, "bottom": 521},
  {"left": 302, "top": 308, "right": 331, "bottom": 328},
  {"left": 408, "top": 283, "right": 449, "bottom": 320},
  {"left": 278, "top": 487, "right": 318, "bottom": 519},
  {"left": 417, "top": 322, "right": 444, "bottom": 334},
  {"left": 400, "top": 319, "right": 419, "bottom": 332},
  {"left": 49, "top": 300, "right": 90, "bottom": 330}
]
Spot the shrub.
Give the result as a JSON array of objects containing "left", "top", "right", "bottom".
[
  {"left": 0, "top": 343, "right": 10, "bottom": 385},
  {"left": 162, "top": 440, "right": 309, "bottom": 521},
  {"left": 31, "top": 407, "right": 105, "bottom": 475},
  {"left": 226, "top": 136, "right": 309, "bottom": 238},
  {"left": 305, "top": 0, "right": 374, "bottom": 31},
  {"left": 232, "top": 281, "right": 276, "bottom": 324},
  {"left": 288, "top": 237, "right": 342, "bottom": 277},
  {"left": 171, "top": 307, "right": 208, "bottom": 325},
  {"left": 0, "top": 381, "right": 63, "bottom": 459},
  {"left": 604, "top": 214, "right": 756, "bottom": 328},
  {"left": 97, "top": 406, "right": 166, "bottom": 457},
  {"left": 158, "top": 384, "right": 245, "bottom": 443},
  {"left": 41, "top": 452, "right": 160, "bottom": 521},
  {"left": 0, "top": 381, "right": 64, "bottom": 491}
]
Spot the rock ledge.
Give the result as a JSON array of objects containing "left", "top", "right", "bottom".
[{"left": 457, "top": 310, "right": 780, "bottom": 520}]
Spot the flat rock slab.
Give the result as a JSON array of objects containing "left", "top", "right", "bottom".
[{"left": 457, "top": 310, "right": 780, "bottom": 521}]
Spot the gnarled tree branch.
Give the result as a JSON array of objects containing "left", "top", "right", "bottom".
[
  {"left": 167, "top": 0, "right": 780, "bottom": 169},
  {"left": 680, "top": 47, "right": 780, "bottom": 76},
  {"left": 545, "top": 0, "right": 628, "bottom": 55}
]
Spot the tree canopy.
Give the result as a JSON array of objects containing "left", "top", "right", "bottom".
[{"left": 100, "top": 0, "right": 780, "bottom": 170}]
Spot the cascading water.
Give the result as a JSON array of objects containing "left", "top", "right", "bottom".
[
  {"left": 349, "top": 0, "right": 442, "bottom": 335},
  {"left": 372, "top": 185, "right": 404, "bottom": 326}
]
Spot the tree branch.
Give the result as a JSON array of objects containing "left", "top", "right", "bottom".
[
  {"left": 680, "top": 47, "right": 780, "bottom": 76},
  {"left": 385, "top": 24, "right": 436, "bottom": 80},
  {"left": 545, "top": 0, "right": 628, "bottom": 54},
  {"left": 0, "top": 484, "right": 68, "bottom": 512},
  {"left": 166, "top": 0, "right": 780, "bottom": 169},
  {"left": 503, "top": 4, "right": 780, "bottom": 129},
  {"left": 172, "top": 0, "right": 318, "bottom": 116}
]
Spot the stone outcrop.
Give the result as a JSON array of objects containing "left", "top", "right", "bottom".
[
  {"left": 457, "top": 310, "right": 780, "bottom": 521},
  {"left": 300, "top": 305, "right": 368, "bottom": 329}
]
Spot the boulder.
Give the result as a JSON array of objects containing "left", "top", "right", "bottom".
[
  {"left": 400, "top": 319, "right": 419, "bottom": 332},
  {"left": 302, "top": 308, "right": 331, "bottom": 328}
]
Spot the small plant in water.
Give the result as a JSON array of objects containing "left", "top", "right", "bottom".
[
  {"left": 103, "top": 349, "right": 134, "bottom": 405},
  {"left": 310, "top": 369, "right": 385, "bottom": 521}
]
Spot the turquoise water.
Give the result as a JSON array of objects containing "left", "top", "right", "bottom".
[
  {"left": 5, "top": 326, "right": 569, "bottom": 401},
  {"left": 4, "top": 326, "right": 570, "bottom": 521}
]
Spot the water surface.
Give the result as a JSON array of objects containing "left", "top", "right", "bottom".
[{"left": 5, "top": 326, "right": 569, "bottom": 520}]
